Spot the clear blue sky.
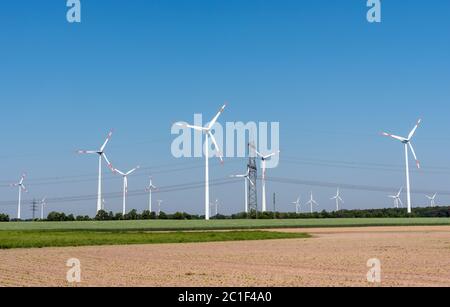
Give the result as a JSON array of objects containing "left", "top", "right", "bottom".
[{"left": 0, "top": 0, "right": 449, "bottom": 218}]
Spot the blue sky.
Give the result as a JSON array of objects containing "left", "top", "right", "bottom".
[{"left": 0, "top": 0, "right": 449, "bottom": 218}]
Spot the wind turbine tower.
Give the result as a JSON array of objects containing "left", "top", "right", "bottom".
[
  {"left": 331, "top": 188, "right": 344, "bottom": 211},
  {"left": 175, "top": 104, "right": 226, "bottom": 220},
  {"left": 146, "top": 177, "right": 158, "bottom": 213},
  {"left": 426, "top": 194, "right": 437, "bottom": 207},
  {"left": 382, "top": 119, "right": 421, "bottom": 214},
  {"left": 40, "top": 198, "right": 46, "bottom": 220},
  {"left": 11, "top": 174, "right": 27, "bottom": 220}
]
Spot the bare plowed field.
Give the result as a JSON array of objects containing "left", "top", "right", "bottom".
[{"left": 1, "top": 226, "right": 449, "bottom": 287}]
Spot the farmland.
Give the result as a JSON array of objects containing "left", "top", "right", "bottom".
[
  {"left": 0, "top": 217, "right": 449, "bottom": 232},
  {"left": 1, "top": 226, "right": 449, "bottom": 286}
]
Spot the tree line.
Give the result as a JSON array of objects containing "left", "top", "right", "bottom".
[{"left": 0, "top": 206, "right": 449, "bottom": 222}]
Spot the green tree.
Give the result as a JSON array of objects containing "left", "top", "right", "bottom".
[
  {"left": 125, "top": 209, "right": 139, "bottom": 220},
  {"left": 158, "top": 211, "right": 168, "bottom": 220},
  {"left": 95, "top": 210, "right": 110, "bottom": 221},
  {"left": 0, "top": 214, "right": 10, "bottom": 222}
]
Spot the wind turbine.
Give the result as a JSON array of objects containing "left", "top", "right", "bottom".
[
  {"left": 388, "top": 187, "right": 403, "bottom": 209},
  {"left": 175, "top": 104, "right": 226, "bottom": 220},
  {"left": 331, "top": 188, "right": 344, "bottom": 211},
  {"left": 157, "top": 200, "right": 163, "bottom": 216},
  {"left": 77, "top": 130, "right": 114, "bottom": 213},
  {"left": 382, "top": 119, "right": 421, "bottom": 214},
  {"left": 112, "top": 166, "right": 140, "bottom": 215},
  {"left": 306, "top": 192, "right": 319, "bottom": 214},
  {"left": 40, "top": 197, "right": 46, "bottom": 220},
  {"left": 210, "top": 199, "right": 219, "bottom": 217},
  {"left": 10, "top": 174, "right": 27, "bottom": 219},
  {"left": 250, "top": 144, "right": 280, "bottom": 212},
  {"left": 231, "top": 167, "right": 254, "bottom": 213},
  {"left": 146, "top": 177, "right": 157, "bottom": 212},
  {"left": 425, "top": 193, "right": 437, "bottom": 207},
  {"left": 291, "top": 196, "right": 301, "bottom": 214}
]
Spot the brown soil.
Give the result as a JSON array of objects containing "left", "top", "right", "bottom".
[{"left": 0, "top": 226, "right": 449, "bottom": 287}]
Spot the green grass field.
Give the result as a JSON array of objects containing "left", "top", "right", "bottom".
[
  {"left": 0, "top": 217, "right": 449, "bottom": 231},
  {"left": 0, "top": 230, "right": 310, "bottom": 249}
]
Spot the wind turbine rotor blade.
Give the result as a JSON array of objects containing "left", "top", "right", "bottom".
[
  {"left": 408, "top": 143, "right": 420, "bottom": 169},
  {"left": 77, "top": 150, "right": 97, "bottom": 155},
  {"left": 100, "top": 130, "right": 113, "bottom": 152},
  {"left": 382, "top": 132, "right": 407, "bottom": 142},
  {"left": 263, "top": 153, "right": 276, "bottom": 160},
  {"left": 248, "top": 178, "right": 255, "bottom": 186},
  {"left": 232, "top": 174, "right": 246, "bottom": 178},
  {"left": 175, "top": 122, "right": 206, "bottom": 131},
  {"left": 248, "top": 143, "right": 263, "bottom": 158},
  {"left": 126, "top": 166, "right": 140, "bottom": 176},
  {"left": 263, "top": 150, "right": 280, "bottom": 160},
  {"left": 208, "top": 132, "right": 224, "bottom": 163},
  {"left": 102, "top": 154, "right": 114, "bottom": 170},
  {"left": 207, "top": 104, "right": 227, "bottom": 130},
  {"left": 408, "top": 119, "right": 422, "bottom": 140},
  {"left": 113, "top": 168, "right": 125, "bottom": 176},
  {"left": 124, "top": 177, "right": 128, "bottom": 194}
]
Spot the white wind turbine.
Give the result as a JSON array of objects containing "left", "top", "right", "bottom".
[
  {"left": 175, "top": 104, "right": 226, "bottom": 220},
  {"left": 425, "top": 193, "right": 437, "bottom": 207},
  {"left": 10, "top": 174, "right": 27, "bottom": 219},
  {"left": 231, "top": 167, "right": 254, "bottom": 213},
  {"left": 146, "top": 177, "right": 157, "bottom": 213},
  {"left": 331, "top": 188, "right": 344, "bottom": 211},
  {"left": 382, "top": 119, "right": 421, "bottom": 214},
  {"left": 210, "top": 199, "right": 219, "bottom": 217},
  {"left": 112, "top": 166, "right": 140, "bottom": 215},
  {"left": 388, "top": 187, "right": 403, "bottom": 209},
  {"left": 40, "top": 197, "right": 47, "bottom": 220},
  {"left": 291, "top": 196, "right": 301, "bottom": 214},
  {"left": 157, "top": 200, "right": 163, "bottom": 216},
  {"left": 77, "top": 130, "right": 114, "bottom": 213},
  {"left": 250, "top": 144, "right": 280, "bottom": 212},
  {"left": 306, "top": 192, "right": 319, "bottom": 214}
]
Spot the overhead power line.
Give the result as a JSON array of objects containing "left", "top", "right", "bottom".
[{"left": 0, "top": 175, "right": 449, "bottom": 209}]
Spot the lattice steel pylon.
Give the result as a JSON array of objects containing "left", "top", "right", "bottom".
[{"left": 247, "top": 142, "right": 258, "bottom": 214}]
